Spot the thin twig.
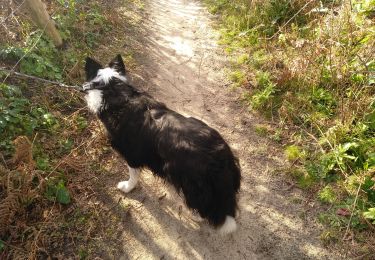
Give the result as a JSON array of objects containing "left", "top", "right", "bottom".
[
  {"left": 198, "top": 53, "right": 206, "bottom": 78},
  {"left": 0, "top": 68, "right": 82, "bottom": 91},
  {"left": 343, "top": 183, "right": 361, "bottom": 240},
  {"left": 295, "top": 125, "right": 325, "bottom": 153},
  {"left": 0, "top": 152, "right": 8, "bottom": 168},
  {"left": 0, "top": 240, "right": 27, "bottom": 253},
  {"left": 352, "top": 253, "right": 371, "bottom": 260},
  {"left": 165, "top": 78, "right": 184, "bottom": 93}
]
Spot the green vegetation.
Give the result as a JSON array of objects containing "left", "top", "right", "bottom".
[
  {"left": 0, "top": 0, "right": 119, "bottom": 258},
  {"left": 205, "top": 0, "right": 374, "bottom": 236},
  {"left": 318, "top": 185, "right": 337, "bottom": 204},
  {"left": 0, "top": 84, "right": 58, "bottom": 154},
  {"left": 1, "top": 0, "right": 373, "bottom": 257},
  {"left": 285, "top": 145, "right": 306, "bottom": 161},
  {"left": 45, "top": 179, "right": 71, "bottom": 204}
]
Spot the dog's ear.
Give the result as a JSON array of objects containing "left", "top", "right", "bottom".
[
  {"left": 85, "top": 57, "right": 103, "bottom": 81},
  {"left": 109, "top": 54, "right": 126, "bottom": 75}
]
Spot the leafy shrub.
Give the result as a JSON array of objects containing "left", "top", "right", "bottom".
[
  {"left": 364, "top": 208, "right": 375, "bottom": 224},
  {"left": 310, "top": 88, "right": 336, "bottom": 116},
  {"left": 0, "top": 38, "right": 63, "bottom": 80},
  {"left": 205, "top": 0, "right": 375, "bottom": 233},
  {"left": 318, "top": 185, "right": 337, "bottom": 204},
  {"left": 45, "top": 179, "right": 71, "bottom": 205},
  {"left": 0, "top": 84, "right": 58, "bottom": 155}
]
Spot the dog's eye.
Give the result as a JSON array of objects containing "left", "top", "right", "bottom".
[{"left": 92, "top": 81, "right": 105, "bottom": 89}]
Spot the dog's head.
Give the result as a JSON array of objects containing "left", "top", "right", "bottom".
[
  {"left": 83, "top": 54, "right": 130, "bottom": 114},
  {"left": 83, "top": 54, "right": 127, "bottom": 92}
]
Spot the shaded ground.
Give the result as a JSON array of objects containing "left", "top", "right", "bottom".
[{"left": 81, "top": 0, "right": 348, "bottom": 259}]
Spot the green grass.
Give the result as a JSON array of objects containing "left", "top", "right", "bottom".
[
  {"left": 285, "top": 145, "right": 306, "bottom": 161},
  {"left": 254, "top": 124, "right": 269, "bottom": 136},
  {"left": 229, "top": 70, "right": 246, "bottom": 87},
  {"left": 204, "top": 0, "right": 375, "bottom": 236}
]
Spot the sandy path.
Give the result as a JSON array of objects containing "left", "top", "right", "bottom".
[{"left": 99, "top": 0, "right": 344, "bottom": 259}]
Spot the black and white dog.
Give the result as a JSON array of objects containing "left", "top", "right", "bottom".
[{"left": 83, "top": 55, "right": 241, "bottom": 234}]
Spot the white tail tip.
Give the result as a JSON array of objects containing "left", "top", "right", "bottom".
[{"left": 218, "top": 216, "right": 237, "bottom": 235}]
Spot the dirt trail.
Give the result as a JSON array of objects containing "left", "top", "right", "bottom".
[{"left": 97, "top": 0, "right": 344, "bottom": 259}]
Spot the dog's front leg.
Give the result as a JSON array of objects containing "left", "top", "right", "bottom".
[{"left": 117, "top": 166, "right": 140, "bottom": 193}]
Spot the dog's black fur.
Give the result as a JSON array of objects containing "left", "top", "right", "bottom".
[{"left": 84, "top": 55, "right": 241, "bottom": 227}]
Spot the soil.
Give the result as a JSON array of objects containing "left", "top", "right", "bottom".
[{"left": 81, "top": 0, "right": 346, "bottom": 259}]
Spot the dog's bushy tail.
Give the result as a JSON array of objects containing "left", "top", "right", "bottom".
[
  {"left": 214, "top": 155, "right": 241, "bottom": 235},
  {"left": 180, "top": 149, "right": 241, "bottom": 232}
]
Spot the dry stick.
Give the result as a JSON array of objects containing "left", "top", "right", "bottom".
[
  {"left": 266, "top": 0, "right": 315, "bottom": 40},
  {"left": 30, "top": 228, "right": 43, "bottom": 258},
  {"left": 0, "top": 240, "right": 27, "bottom": 253},
  {"left": 298, "top": 126, "right": 325, "bottom": 153},
  {"left": 352, "top": 253, "right": 371, "bottom": 260},
  {"left": 343, "top": 183, "right": 361, "bottom": 241},
  {"left": 0, "top": 68, "right": 82, "bottom": 91},
  {"left": 165, "top": 78, "right": 183, "bottom": 93},
  {"left": 0, "top": 153, "right": 8, "bottom": 168},
  {"left": 198, "top": 53, "right": 205, "bottom": 78}
]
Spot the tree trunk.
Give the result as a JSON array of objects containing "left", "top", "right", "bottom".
[{"left": 24, "top": 0, "right": 63, "bottom": 47}]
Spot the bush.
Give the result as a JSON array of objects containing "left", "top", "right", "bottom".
[{"left": 205, "top": 0, "right": 375, "bottom": 232}]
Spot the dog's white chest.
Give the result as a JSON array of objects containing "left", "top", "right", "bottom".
[{"left": 85, "top": 89, "right": 103, "bottom": 114}]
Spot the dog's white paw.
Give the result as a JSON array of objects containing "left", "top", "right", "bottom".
[
  {"left": 218, "top": 216, "right": 237, "bottom": 235},
  {"left": 117, "top": 181, "right": 134, "bottom": 193}
]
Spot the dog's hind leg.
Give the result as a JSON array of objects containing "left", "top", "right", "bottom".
[{"left": 117, "top": 166, "right": 140, "bottom": 193}]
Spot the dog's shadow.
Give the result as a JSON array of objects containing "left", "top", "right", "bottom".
[
  {"left": 93, "top": 165, "right": 315, "bottom": 260},
  {"left": 95, "top": 167, "right": 216, "bottom": 259}
]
